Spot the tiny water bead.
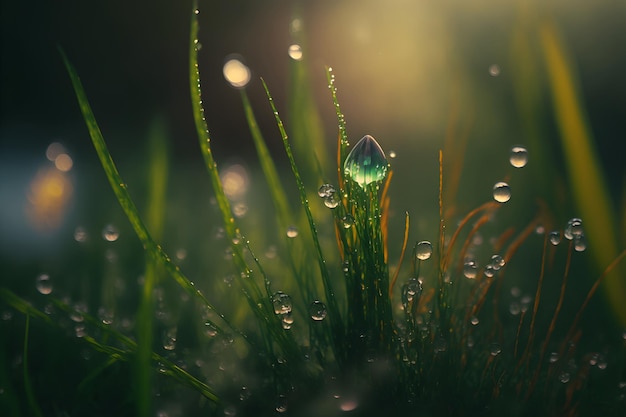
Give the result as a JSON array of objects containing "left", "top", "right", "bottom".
[
  {"left": 490, "top": 254, "right": 505, "bottom": 270},
  {"left": 492, "top": 182, "right": 511, "bottom": 203},
  {"left": 415, "top": 241, "right": 433, "bottom": 261},
  {"left": 309, "top": 300, "right": 327, "bottom": 321},
  {"left": 343, "top": 135, "right": 389, "bottom": 188},
  {"left": 509, "top": 146, "right": 528, "bottom": 168},
  {"left": 36, "top": 274, "right": 53, "bottom": 295},
  {"left": 286, "top": 226, "right": 298, "bottom": 238},
  {"left": 102, "top": 224, "right": 119, "bottom": 242},
  {"left": 488, "top": 64, "right": 501, "bottom": 76},
  {"left": 74, "top": 226, "right": 88, "bottom": 242},
  {"left": 549, "top": 231, "right": 561, "bottom": 246},
  {"left": 489, "top": 343, "right": 502, "bottom": 356}
]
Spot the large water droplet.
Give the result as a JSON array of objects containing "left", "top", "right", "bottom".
[
  {"left": 102, "top": 224, "right": 119, "bottom": 242},
  {"left": 490, "top": 254, "right": 505, "bottom": 270},
  {"left": 162, "top": 327, "right": 177, "bottom": 351},
  {"left": 309, "top": 300, "right": 327, "bottom": 321},
  {"left": 492, "top": 182, "right": 511, "bottom": 203},
  {"left": 324, "top": 194, "right": 340, "bottom": 209},
  {"left": 574, "top": 235, "right": 587, "bottom": 252},
  {"left": 415, "top": 241, "right": 433, "bottom": 260},
  {"left": 286, "top": 226, "right": 298, "bottom": 238},
  {"left": 272, "top": 292, "right": 292, "bottom": 315},
  {"left": 36, "top": 274, "right": 53, "bottom": 295},
  {"left": 343, "top": 135, "right": 388, "bottom": 188},
  {"left": 509, "top": 146, "right": 528, "bottom": 168}
]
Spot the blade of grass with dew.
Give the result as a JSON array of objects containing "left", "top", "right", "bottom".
[
  {"left": 188, "top": 2, "right": 303, "bottom": 369},
  {"left": 59, "top": 49, "right": 235, "bottom": 345},
  {"left": 540, "top": 21, "right": 626, "bottom": 326},
  {"left": 136, "top": 117, "right": 169, "bottom": 417},
  {"left": 22, "top": 315, "right": 43, "bottom": 417},
  {"left": 2, "top": 288, "right": 221, "bottom": 404},
  {"left": 262, "top": 78, "right": 345, "bottom": 364}
]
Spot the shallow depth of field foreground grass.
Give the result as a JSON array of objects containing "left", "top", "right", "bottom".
[{"left": 1, "top": 1, "right": 625, "bottom": 417}]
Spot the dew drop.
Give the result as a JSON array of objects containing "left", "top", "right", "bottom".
[
  {"left": 484, "top": 265, "right": 496, "bottom": 278},
  {"left": 490, "top": 254, "right": 505, "bottom": 270},
  {"left": 549, "top": 231, "right": 561, "bottom": 246},
  {"left": 35, "top": 274, "right": 53, "bottom": 295},
  {"left": 272, "top": 292, "right": 293, "bottom": 315},
  {"left": 559, "top": 372, "right": 570, "bottom": 383},
  {"left": 564, "top": 218, "right": 583, "bottom": 240},
  {"left": 102, "top": 224, "right": 119, "bottom": 242},
  {"left": 74, "top": 226, "right": 88, "bottom": 242},
  {"left": 509, "top": 146, "right": 528, "bottom": 168},
  {"left": 574, "top": 234, "right": 587, "bottom": 252},
  {"left": 470, "top": 316, "right": 479, "bottom": 326},
  {"left": 492, "top": 182, "right": 511, "bottom": 203},
  {"left": 162, "top": 327, "right": 177, "bottom": 351},
  {"left": 415, "top": 241, "right": 433, "bottom": 261},
  {"left": 286, "top": 226, "right": 298, "bottom": 238},
  {"left": 309, "top": 300, "right": 327, "bottom": 321},
  {"left": 324, "top": 194, "right": 340, "bottom": 209},
  {"left": 549, "top": 352, "right": 560, "bottom": 363},
  {"left": 342, "top": 215, "right": 354, "bottom": 229},
  {"left": 343, "top": 135, "right": 388, "bottom": 188},
  {"left": 318, "top": 183, "right": 336, "bottom": 198},
  {"left": 288, "top": 44, "right": 303, "bottom": 61},
  {"left": 389, "top": 150, "right": 397, "bottom": 159},
  {"left": 463, "top": 261, "right": 478, "bottom": 279},
  {"left": 509, "top": 302, "right": 521, "bottom": 315},
  {"left": 489, "top": 343, "right": 502, "bottom": 356}
]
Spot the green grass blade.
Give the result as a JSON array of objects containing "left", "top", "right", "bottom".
[
  {"left": 540, "top": 21, "right": 626, "bottom": 326},
  {"left": 22, "top": 315, "right": 43, "bottom": 417},
  {"left": 261, "top": 78, "right": 344, "bottom": 363},
  {"left": 59, "top": 48, "right": 233, "bottom": 339}
]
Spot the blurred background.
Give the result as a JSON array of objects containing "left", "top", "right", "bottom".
[{"left": 1, "top": 0, "right": 625, "bottom": 338}]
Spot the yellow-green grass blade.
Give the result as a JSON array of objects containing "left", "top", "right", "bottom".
[{"left": 540, "top": 21, "right": 625, "bottom": 325}]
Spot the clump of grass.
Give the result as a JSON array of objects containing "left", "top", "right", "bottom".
[{"left": 1, "top": 2, "right": 625, "bottom": 417}]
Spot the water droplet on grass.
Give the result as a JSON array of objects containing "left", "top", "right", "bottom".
[
  {"left": 36, "top": 274, "right": 52, "bottom": 295},
  {"left": 288, "top": 44, "right": 303, "bottom": 61},
  {"left": 343, "top": 135, "right": 388, "bottom": 188},
  {"left": 463, "top": 261, "right": 478, "bottom": 279},
  {"left": 102, "top": 224, "right": 119, "bottom": 242},
  {"left": 309, "top": 300, "right": 327, "bottom": 321},
  {"left": 324, "top": 194, "right": 340, "bottom": 209},
  {"left": 549, "top": 231, "right": 561, "bottom": 245},
  {"left": 491, "top": 254, "right": 505, "bottom": 270},
  {"left": 492, "top": 182, "right": 511, "bottom": 203},
  {"left": 484, "top": 265, "right": 496, "bottom": 278},
  {"left": 509, "top": 146, "right": 528, "bottom": 168},
  {"left": 564, "top": 218, "right": 583, "bottom": 240},
  {"left": 415, "top": 241, "right": 433, "bottom": 260},
  {"left": 342, "top": 215, "right": 354, "bottom": 229},
  {"left": 162, "top": 327, "right": 177, "bottom": 351},
  {"left": 574, "top": 235, "right": 587, "bottom": 252},
  {"left": 549, "top": 352, "right": 560, "bottom": 363},
  {"left": 272, "top": 292, "right": 292, "bottom": 315},
  {"left": 74, "top": 226, "right": 88, "bottom": 242},
  {"left": 470, "top": 316, "right": 479, "bottom": 325},
  {"left": 318, "top": 184, "right": 336, "bottom": 198},
  {"left": 490, "top": 343, "right": 502, "bottom": 356},
  {"left": 286, "top": 226, "right": 298, "bottom": 238},
  {"left": 559, "top": 372, "right": 570, "bottom": 383}
]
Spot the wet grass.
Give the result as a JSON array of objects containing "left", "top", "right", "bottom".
[{"left": 1, "top": 2, "right": 625, "bottom": 417}]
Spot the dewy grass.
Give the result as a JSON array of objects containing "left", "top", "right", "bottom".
[{"left": 2, "top": 2, "right": 626, "bottom": 416}]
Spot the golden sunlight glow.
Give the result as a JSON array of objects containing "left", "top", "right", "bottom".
[
  {"left": 223, "top": 58, "right": 251, "bottom": 88},
  {"left": 26, "top": 166, "right": 73, "bottom": 230}
]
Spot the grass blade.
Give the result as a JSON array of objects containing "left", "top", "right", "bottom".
[{"left": 540, "top": 21, "right": 626, "bottom": 325}]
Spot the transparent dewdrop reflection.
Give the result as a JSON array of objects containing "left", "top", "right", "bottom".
[
  {"left": 288, "top": 44, "right": 303, "bottom": 61},
  {"left": 36, "top": 273, "right": 53, "bottom": 295},
  {"left": 223, "top": 57, "right": 251, "bottom": 88},
  {"left": 509, "top": 146, "right": 528, "bottom": 168},
  {"left": 492, "top": 182, "right": 511, "bottom": 203},
  {"left": 415, "top": 241, "right": 433, "bottom": 260},
  {"left": 343, "top": 135, "right": 388, "bottom": 189}
]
